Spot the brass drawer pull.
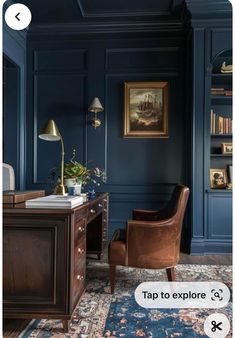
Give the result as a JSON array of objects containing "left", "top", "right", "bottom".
[
  {"left": 98, "top": 203, "right": 103, "bottom": 208},
  {"left": 77, "top": 248, "right": 85, "bottom": 254},
  {"left": 76, "top": 274, "right": 84, "bottom": 281},
  {"left": 90, "top": 209, "right": 96, "bottom": 214},
  {"left": 78, "top": 226, "right": 85, "bottom": 232}
]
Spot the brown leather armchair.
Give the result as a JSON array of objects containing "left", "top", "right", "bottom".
[{"left": 108, "top": 185, "right": 190, "bottom": 293}]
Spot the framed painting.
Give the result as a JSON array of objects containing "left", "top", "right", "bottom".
[
  {"left": 221, "top": 142, "right": 233, "bottom": 155},
  {"left": 210, "top": 168, "right": 227, "bottom": 189},
  {"left": 123, "top": 81, "right": 169, "bottom": 138}
]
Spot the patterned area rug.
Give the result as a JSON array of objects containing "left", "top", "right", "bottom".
[{"left": 19, "top": 263, "right": 232, "bottom": 338}]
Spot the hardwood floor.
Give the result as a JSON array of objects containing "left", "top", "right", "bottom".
[{"left": 3, "top": 252, "right": 232, "bottom": 338}]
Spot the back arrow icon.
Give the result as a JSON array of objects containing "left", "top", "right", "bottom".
[{"left": 15, "top": 12, "right": 20, "bottom": 21}]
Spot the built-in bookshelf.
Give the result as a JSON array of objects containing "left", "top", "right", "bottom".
[{"left": 210, "top": 50, "right": 232, "bottom": 190}]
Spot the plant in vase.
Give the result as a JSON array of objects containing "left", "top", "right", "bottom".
[
  {"left": 64, "top": 149, "right": 106, "bottom": 196},
  {"left": 64, "top": 149, "right": 89, "bottom": 195}
]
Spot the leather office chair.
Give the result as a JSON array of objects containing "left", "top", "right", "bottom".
[{"left": 108, "top": 185, "right": 190, "bottom": 293}]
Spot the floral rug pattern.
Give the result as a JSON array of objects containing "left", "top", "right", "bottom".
[{"left": 19, "top": 263, "right": 232, "bottom": 338}]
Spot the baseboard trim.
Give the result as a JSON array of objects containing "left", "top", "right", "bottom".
[{"left": 190, "top": 239, "right": 232, "bottom": 255}]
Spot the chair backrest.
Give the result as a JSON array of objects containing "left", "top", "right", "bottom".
[
  {"left": 127, "top": 185, "right": 190, "bottom": 269},
  {"left": 3, "top": 163, "right": 15, "bottom": 191},
  {"left": 159, "top": 185, "right": 189, "bottom": 223}
]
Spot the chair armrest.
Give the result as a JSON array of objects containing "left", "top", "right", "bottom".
[{"left": 132, "top": 208, "right": 160, "bottom": 221}]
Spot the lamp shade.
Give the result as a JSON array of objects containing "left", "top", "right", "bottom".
[
  {"left": 88, "top": 97, "right": 104, "bottom": 113},
  {"left": 38, "top": 119, "right": 61, "bottom": 141}
]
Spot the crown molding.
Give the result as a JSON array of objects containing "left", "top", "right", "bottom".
[
  {"left": 76, "top": 0, "right": 183, "bottom": 19},
  {"left": 28, "top": 20, "right": 185, "bottom": 37}
]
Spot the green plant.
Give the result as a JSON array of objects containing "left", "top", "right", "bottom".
[
  {"left": 64, "top": 149, "right": 106, "bottom": 187},
  {"left": 64, "top": 149, "right": 89, "bottom": 183}
]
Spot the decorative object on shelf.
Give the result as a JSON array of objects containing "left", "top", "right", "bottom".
[
  {"left": 210, "top": 169, "right": 227, "bottom": 189},
  {"left": 64, "top": 149, "right": 106, "bottom": 194},
  {"left": 123, "top": 81, "right": 169, "bottom": 138},
  {"left": 221, "top": 142, "right": 233, "bottom": 155},
  {"left": 220, "top": 62, "right": 232, "bottom": 73},
  {"left": 88, "top": 97, "right": 104, "bottom": 129},
  {"left": 39, "top": 119, "right": 66, "bottom": 195}
]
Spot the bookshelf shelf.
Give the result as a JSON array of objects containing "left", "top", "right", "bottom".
[
  {"left": 211, "top": 95, "right": 232, "bottom": 101},
  {"left": 210, "top": 154, "right": 232, "bottom": 157},
  {"left": 211, "top": 73, "right": 232, "bottom": 79},
  {"left": 206, "top": 188, "right": 232, "bottom": 194},
  {"left": 211, "top": 134, "right": 232, "bottom": 138}
]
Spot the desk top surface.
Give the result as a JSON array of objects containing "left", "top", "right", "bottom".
[{"left": 3, "top": 192, "right": 108, "bottom": 215}]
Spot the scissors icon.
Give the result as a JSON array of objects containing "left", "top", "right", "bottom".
[{"left": 211, "top": 320, "right": 223, "bottom": 332}]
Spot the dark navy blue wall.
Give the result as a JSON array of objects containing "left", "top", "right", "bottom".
[
  {"left": 26, "top": 33, "right": 188, "bottom": 241},
  {"left": 3, "top": 65, "right": 19, "bottom": 174},
  {"left": 3, "top": 2, "right": 27, "bottom": 189}
]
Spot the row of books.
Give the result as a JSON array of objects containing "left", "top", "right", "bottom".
[
  {"left": 211, "top": 87, "right": 232, "bottom": 96},
  {"left": 210, "top": 110, "right": 233, "bottom": 135}
]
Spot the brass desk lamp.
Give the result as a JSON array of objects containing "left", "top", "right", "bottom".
[{"left": 38, "top": 119, "right": 66, "bottom": 195}]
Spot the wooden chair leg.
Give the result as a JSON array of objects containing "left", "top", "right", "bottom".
[
  {"left": 62, "top": 320, "right": 70, "bottom": 332},
  {"left": 109, "top": 265, "right": 116, "bottom": 294},
  {"left": 166, "top": 267, "right": 176, "bottom": 281}
]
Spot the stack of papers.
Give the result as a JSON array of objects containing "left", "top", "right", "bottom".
[{"left": 25, "top": 195, "right": 84, "bottom": 209}]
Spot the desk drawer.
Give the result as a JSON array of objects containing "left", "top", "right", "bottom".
[
  {"left": 74, "top": 218, "right": 86, "bottom": 242},
  {"left": 74, "top": 236, "right": 86, "bottom": 269},
  {"left": 87, "top": 201, "right": 103, "bottom": 223},
  {"left": 72, "top": 262, "right": 85, "bottom": 309}
]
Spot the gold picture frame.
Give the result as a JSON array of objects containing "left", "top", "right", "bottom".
[
  {"left": 221, "top": 142, "right": 233, "bottom": 155},
  {"left": 123, "top": 81, "right": 169, "bottom": 138},
  {"left": 210, "top": 168, "right": 227, "bottom": 189}
]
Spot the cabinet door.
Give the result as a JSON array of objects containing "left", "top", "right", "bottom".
[
  {"left": 207, "top": 193, "right": 232, "bottom": 239},
  {"left": 3, "top": 215, "right": 69, "bottom": 315}
]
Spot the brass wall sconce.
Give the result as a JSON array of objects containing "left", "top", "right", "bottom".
[
  {"left": 38, "top": 119, "right": 66, "bottom": 195},
  {"left": 88, "top": 97, "right": 104, "bottom": 129}
]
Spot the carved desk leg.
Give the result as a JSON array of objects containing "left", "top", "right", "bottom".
[{"left": 62, "top": 320, "right": 70, "bottom": 333}]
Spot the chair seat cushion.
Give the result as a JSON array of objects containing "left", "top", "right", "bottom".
[{"left": 109, "top": 229, "right": 127, "bottom": 266}]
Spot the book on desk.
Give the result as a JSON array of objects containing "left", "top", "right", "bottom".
[{"left": 25, "top": 194, "right": 84, "bottom": 209}]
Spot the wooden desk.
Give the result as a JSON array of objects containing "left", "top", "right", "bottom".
[{"left": 3, "top": 193, "right": 109, "bottom": 332}]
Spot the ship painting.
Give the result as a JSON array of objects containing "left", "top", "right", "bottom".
[
  {"left": 124, "top": 82, "right": 169, "bottom": 138},
  {"left": 129, "top": 88, "right": 163, "bottom": 131},
  {"left": 136, "top": 93, "right": 162, "bottom": 121}
]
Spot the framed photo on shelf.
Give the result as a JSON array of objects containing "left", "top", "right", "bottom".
[
  {"left": 221, "top": 142, "right": 233, "bottom": 155},
  {"left": 123, "top": 81, "right": 169, "bottom": 138},
  {"left": 210, "top": 169, "right": 227, "bottom": 189}
]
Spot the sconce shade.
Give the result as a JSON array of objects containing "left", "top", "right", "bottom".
[
  {"left": 39, "top": 119, "right": 61, "bottom": 141},
  {"left": 88, "top": 97, "right": 104, "bottom": 113}
]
